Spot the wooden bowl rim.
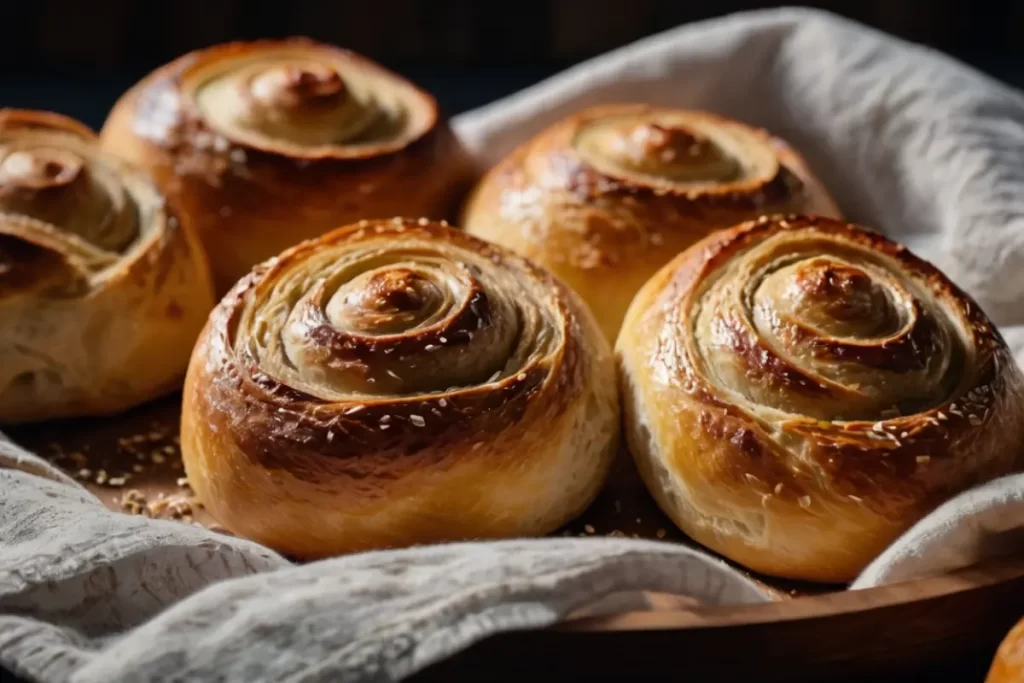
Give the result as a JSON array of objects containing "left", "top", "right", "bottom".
[{"left": 563, "top": 553, "right": 1024, "bottom": 632}]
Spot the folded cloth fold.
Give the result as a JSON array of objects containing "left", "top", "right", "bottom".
[{"left": 4, "top": 7, "right": 1024, "bottom": 682}]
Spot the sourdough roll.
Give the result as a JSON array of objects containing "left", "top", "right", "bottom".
[
  {"left": 101, "top": 38, "right": 473, "bottom": 294},
  {"left": 617, "top": 214, "right": 1024, "bottom": 583},
  {"left": 181, "top": 218, "right": 619, "bottom": 558},
  {"left": 463, "top": 104, "right": 838, "bottom": 342},
  {"left": 0, "top": 109, "right": 214, "bottom": 423}
]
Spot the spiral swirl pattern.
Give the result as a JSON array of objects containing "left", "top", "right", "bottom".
[
  {"left": 687, "top": 221, "right": 962, "bottom": 422},
  {"left": 0, "top": 110, "right": 145, "bottom": 287},
  {"left": 464, "top": 105, "right": 840, "bottom": 344},
  {"left": 618, "top": 215, "right": 1024, "bottom": 582},
  {"left": 182, "top": 219, "right": 619, "bottom": 558},
  {"left": 572, "top": 112, "right": 770, "bottom": 189},
  {"left": 0, "top": 109, "right": 214, "bottom": 423},
  {"left": 179, "top": 41, "right": 434, "bottom": 158}
]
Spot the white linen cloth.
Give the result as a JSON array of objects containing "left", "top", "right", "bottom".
[{"left": 4, "top": 7, "right": 1024, "bottom": 682}]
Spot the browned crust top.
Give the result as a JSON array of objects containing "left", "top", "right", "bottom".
[
  {"left": 194, "top": 218, "right": 597, "bottom": 484},
  {"left": 125, "top": 37, "right": 443, "bottom": 163},
  {"left": 507, "top": 103, "right": 809, "bottom": 213},
  {"left": 632, "top": 214, "right": 1024, "bottom": 517}
]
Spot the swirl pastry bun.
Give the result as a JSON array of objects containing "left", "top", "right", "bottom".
[
  {"left": 101, "top": 38, "right": 473, "bottom": 294},
  {"left": 0, "top": 109, "right": 215, "bottom": 423},
  {"left": 181, "top": 218, "right": 619, "bottom": 557},
  {"left": 462, "top": 105, "right": 839, "bottom": 342},
  {"left": 617, "top": 214, "right": 1024, "bottom": 582},
  {"left": 987, "top": 616, "right": 1024, "bottom": 683}
]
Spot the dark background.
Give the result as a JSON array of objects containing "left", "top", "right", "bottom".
[
  {"left": 0, "top": 2, "right": 1020, "bottom": 681},
  {"left": 1, "top": 0, "right": 1024, "bottom": 128}
]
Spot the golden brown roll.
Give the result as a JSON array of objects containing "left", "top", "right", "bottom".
[
  {"left": 987, "top": 616, "right": 1024, "bottom": 683},
  {"left": 462, "top": 104, "right": 839, "bottom": 342},
  {"left": 0, "top": 109, "right": 215, "bottom": 424},
  {"left": 181, "top": 218, "right": 619, "bottom": 558},
  {"left": 617, "top": 214, "right": 1024, "bottom": 583},
  {"left": 101, "top": 38, "right": 473, "bottom": 294}
]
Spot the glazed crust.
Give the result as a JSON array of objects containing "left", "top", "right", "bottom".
[
  {"left": 987, "top": 617, "right": 1024, "bottom": 683},
  {"left": 101, "top": 38, "right": 474, "bottom": 295},
  {"left": 181, "top": 218, "right": 619, "bottom": 558},
  {"left": 462, "top": 104, "right": 839, "bottom": 342},
  {"left": 616, "top": 214, "right": 1024, "bottom": 583},
  {"left": 0, "top": 109, "right": 215, "bottom": 423}
]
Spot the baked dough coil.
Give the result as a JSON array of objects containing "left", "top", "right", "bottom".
[
  {"left": 0, "top": 109, "right": 215, "bottom": 424},
  {"left": 181, "top": 218, "right": 619, "bottom": 558},
  {"left": 617, "top": 214, "right": 1024, "bottom": 582}
]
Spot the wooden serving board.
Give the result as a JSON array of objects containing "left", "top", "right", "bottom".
[{"left": 9, "top": 395, "right": 1024, "bottom": 681}]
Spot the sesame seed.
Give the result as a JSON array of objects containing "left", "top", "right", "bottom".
[
  {"left": 471, "top": 442, "right": 484, "bottom": 450},
  {"left": 900, "top": 432, "right": 909, "bottom": 439},
  {"left": 848, "top": 495, "right": 863, "bottom": 503},
  {"left": 176, "top": 477, "right": 189, "bottom": 487},
  {"left": 656, "top": 528, "right": 666, "bottom": 539},
  {"left": 950, "top": 408, "right": 964, "bottom": 417},
  {"left": 379, "top": 415, "right": 391, "bottom": 423},
  {"left": 774, "top": 483, "right": 784, "bottom": 495},
  {"left": 487, "top": 371, "right": 501, "bottom": 382},
  {"left": 379, "top": 424, "right": 390, "bottom": 430},
  {"left": 163, "top": 445, "right": 175, "bottom": 455},
  {"left": 614, "top": 500, "right": 622, "bottom": 513},
  {"left": 969, "top": 415, "right": 982, "bottom": 426},
  {"left": 584, "top": 524, "right": 596, "bottom": 535},
  {"left": 438, "top": 398, "right": 448, "bottom": 407},
  {"left": 327, "top": 431, "right": 334, "bottom": 442},
  {"left": 76, "top": 468, "right": 92, "bottom": 479},
  {"left": 424, "top": 345, "right": 440, "bottom": 351},
  {"left": 386, "top": 370, "right": 400, "bottom": 380},
  {"left": 799, "top": 496, "right": 812, "bottom": 509},
  {"left": 937, "top": 412, "right": 948, "bottom": 421},
  {"left": 744, "top": 473, "right": 761, "bottom": 485},
  {"left": 417, "top": 217, "right": 430, "bottom": 226},
  {"left": 872, "top": 421, "right": 885, "bottom": 433},
  {"left": 635, "top": 518, "right": 642, "bottom": 524},
  {"left": 916, "top": 455, "right": 931, "bottom": 464},
  {"left": 409, "top": 415, "right": 425, "bottom": 427},
  {"left": 345, "top": 405, "right": 365, "bottom": 414},
  {"left": 152, "top": 454, "right": 166, "bottom": 464},
  {"left": 439, "top": 336, "right": 447, "bottom": 343}
]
